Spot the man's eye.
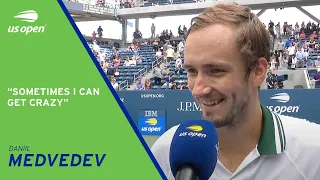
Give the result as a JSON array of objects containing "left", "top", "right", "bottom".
[
  {"left": 210, "top": 69, "right": 224, "bottom": 74},
  {"left": 187, "top": 69, "right": 197, "bottom": 74}
]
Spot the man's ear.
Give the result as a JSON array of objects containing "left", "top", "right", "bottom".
[{"left": 252, "top": 58, "right": 268, "bottom": 88}]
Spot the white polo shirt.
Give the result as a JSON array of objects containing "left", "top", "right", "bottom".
[{"left": 151, "top": 105, "right": 320, "bottom": 180}]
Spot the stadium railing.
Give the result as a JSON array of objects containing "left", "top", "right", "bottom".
[
  {"left": 133, "top": 67, "right": 148, "bottom": 83},
  {"left": 119, "top": 79, "right": 129, "bottom": 90}
]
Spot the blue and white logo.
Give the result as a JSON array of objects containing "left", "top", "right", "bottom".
[
  {"left": 138, "top": 117, "right": 166, "bottom": 136},
  {"left": 270, "top": 93, "right": 290, "bottom": 103}
]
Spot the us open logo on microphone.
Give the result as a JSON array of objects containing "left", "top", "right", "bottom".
[{"left": 179, "top": 125, "right": 207, "bottom": 138}]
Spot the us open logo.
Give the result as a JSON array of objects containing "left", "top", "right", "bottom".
[{"left": 8, "top": 10, "right": 47, "bottom": 35}]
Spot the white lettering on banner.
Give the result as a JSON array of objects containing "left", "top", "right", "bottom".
[
  {"left": 140, "top": 94, "right": 165, "bottom": 99},
  {"left": 145, "top": 111, "right": 158, "bottom": 117},
  {"left": 266, "top": 105, "right": 300, "bottom": 114},
  {"left": 141, "top": 127, "right": 162, "bottom": 132},
  {"left": 177, "top": 102, "right": 202, "bottom": 112},
  {"left": 82, "top": 4, "right": 114, "bottom": 14}
]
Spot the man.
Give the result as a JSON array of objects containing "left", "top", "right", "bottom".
[
  {"left": 313, "top": 69, "right": 320, "bottom": 88},
  {"left": 151, "top": 3, "right": 320, "bottom": 180},
  {"left": 266, "top": 72, "right": 276, "bottom": 89}
]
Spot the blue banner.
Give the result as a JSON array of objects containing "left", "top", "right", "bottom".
[{"left": 117, "top": 89, "right": 319, "bottom": 130}]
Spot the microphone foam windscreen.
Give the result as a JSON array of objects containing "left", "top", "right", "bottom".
[{"left": 169, "top": 120, "right": 219, "bottom": 180}]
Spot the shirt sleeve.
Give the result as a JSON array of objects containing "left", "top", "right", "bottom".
[{"left": 150, "top": 126, "right": 178, "bottom": 180}]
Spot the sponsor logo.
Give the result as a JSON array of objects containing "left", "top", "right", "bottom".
[
  {"left": 267, "top": 93, "right": 300, "bottom": 114},
  {"left": 14, "top": 10, "right": 38, "bottom": 22},
  {"left": 140, "top": 93, "right": 165, "bottom": 99},
  {"left": 186, "top": 125, "right": 203, "bottom": 132},
  {"left": 8, "top": 10, "right": 46, "bottom": 35},
  {"left": 138, "top": 117, "right": 166, "bottom": 135},
  {"left": 145, "top": 118, "right": 157, "bottom": 126},
  {"left": 177, "top": 102, "right": 202, "bottom": 112},
  {"left": 179, "top": 125, "right": 206, "bottom": 138},
  {"left": 270, "top": 93, "right": 290, "bottom": 103}
]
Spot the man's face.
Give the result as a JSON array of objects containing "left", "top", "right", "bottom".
[{"left": 184, "top": 24, "right": 260, "bottom": 128}]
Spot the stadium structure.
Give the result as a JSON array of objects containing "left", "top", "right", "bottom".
[{"left": 65, "top": 0, "right": 319, "bottom": 91}]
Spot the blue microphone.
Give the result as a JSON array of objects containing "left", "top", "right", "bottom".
[{"left": 169, "top": 120, "right": 219, "bottom": 180}]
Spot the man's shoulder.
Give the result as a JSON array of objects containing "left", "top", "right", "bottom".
[
  {"left": 279, "top": 115, "right": 320, "bottom": 178},
  {"left": 150, "top": 125, "right": 179, "bottom": 180},
  {"left": 151, "top": 125, "right": 179, "bottom": 151},
  {"left": 280, "top": 115, "right": 320, "bottom": 147}
]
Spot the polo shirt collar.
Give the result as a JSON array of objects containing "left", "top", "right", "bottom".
[{"left": 257, "top": 104, "right": 286, "bottom": 155}]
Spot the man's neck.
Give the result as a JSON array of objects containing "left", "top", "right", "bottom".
[{"left": 217, "top": 100, "right": 263, "bottom": 172}]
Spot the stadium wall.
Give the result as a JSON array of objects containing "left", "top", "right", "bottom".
[{"left": 117, "top": 89, "right": 319, "bottom": 147}]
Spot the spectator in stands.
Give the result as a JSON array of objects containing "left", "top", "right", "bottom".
[
  {"left": 111, "top": 78, "right": 119, "bottom": 90},
  {"left": 302, "top": 49, "right": 309, "bottom": 66},
  {"left": 283, "top": 22, "right": 288, "bottom": 35},
  {"left": 113, "top": 56, "right": 120, "bottom": 67},
  {"left": 294, "top": 23, "right": 300, "bottom": 39},
  {"left": 299, "top": 31, "right": 306, "bottom": 38},
  {"left": 276, "top": 38, "right": 284, "bottom": 58},
  {"left": 180, "top": 81, "right": 188, "bottom": 90},
  {"left": 120, "top": 0, "right": 124, "bottom": 8},
  {"left": 129, "top": 56, "right": 137, "bottom": 66},
  {"left": 310, "top": 31, "right": 318, "bottom": 39},
  {"left": 92, "top": 31, "right": 97, "bottom": 40},
  {"left": 175, "top": 55, "right": 182, "bottom": 68},
  {"left": 153, "top": 64, "right": 162, "bottom": 85},
  {"left": 178, "top": 25, "right": 184, "bottom": 37},
  {"left": 151, "top": 23, "right": 156, "bottom": 38},
  {"left": 97, "top": 26, "right": 103, "bottom": 38},
  {"left": 136, "top": 78, "right": 144, "bottom": 90},
  {"left": 266, "top": 72, "right": 276, "bottom": 89},
  {"left": 306, "top": 58, "right": 315, "bottom": 68},
  {"left": 152, "top": 40, "right": 159, "bottom": 52},
  {"left": 183, "top": 25, "right": 188, "bottom": 37},
  {"left": 287, "top": 43, "right": 295, "bottom": 69},
  {"left": 295, "top": 48, "right": 305, "bottom": 68},
  {"left": 285, "top": 38, "right": 292, "bottom": 49},
  {"left": 137, "top": 56, "right": 142, "bottom": 64},
  {"left": 268, "top": 20, "right": 275, "bottom": 38},
  {"left": 175, "top": 64, "right": 184, "bottom": 75},
  {"left": 155, "top": 48, "right": 163, "bottom": 61},
  {"left": 163, "top": 40, "right": 170, "bottom": 53},
  {"left": 114, "top": 68, "right": 120, "bottom": 77},
  {"left": 166, "top": 45, "right": 175, "bottom": 63},
  {"left": 275, "top": 23, "right": 281, "bottom": 39},
  {"left": 177, "top": 40, "right": 185, "bottom": 56},
  {"left": 270, "top": 55, "right": 277, "bottom": 70},
  {"left": 106, "top": 64, "right": 115, "bottom": 80},
  {"left": 111, "top": 46, "right": 117, "bottom": 56},
  {"left": 133, "top": 29, "right": 142, "bottom": 40},
  {"left": 130, "top": 0, "right": 135, "bottom": 7},
  {"left": 171, "top": 82, "right": 178, "bottom": 90},
  {"left": 103, "top": 65, "right": 108, "bottom": 73},
  {"left": 161, "top": 65, "right": 170, "bottom": 76},
  {"left": 144, "top": 78, "right": 151, "bottom": 90},
  {"left": 124, "top": 57, "right": 130, "bottom": 66},
  {"left": 164, "top": 72, "right": 175, "bottom": 88},
  {"left": 313, "top": 70, "right": 320, "bottom": 88},
  {"left": 309, "top": 38, "right": 316, "bottom": 52}
]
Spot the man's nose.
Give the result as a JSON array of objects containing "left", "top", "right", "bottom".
[{"left": 191, "top": 75, "right": 212, "bottom": 97}]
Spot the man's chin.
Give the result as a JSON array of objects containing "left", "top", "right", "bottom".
[{"left": 203, "top": 115, "right": 234, "bottom": 128}]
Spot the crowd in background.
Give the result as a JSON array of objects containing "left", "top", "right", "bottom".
[{"left": 88, "top": 19, "right": 320, "bottom": 91}]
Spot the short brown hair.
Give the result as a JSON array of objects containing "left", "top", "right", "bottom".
[{"left": 187, "top": 3, "right": 270, "bottom": 76}]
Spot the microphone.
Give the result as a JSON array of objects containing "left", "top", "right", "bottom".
[{"left": 169, "top": 120, "right": 219, "bottom": 180}]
